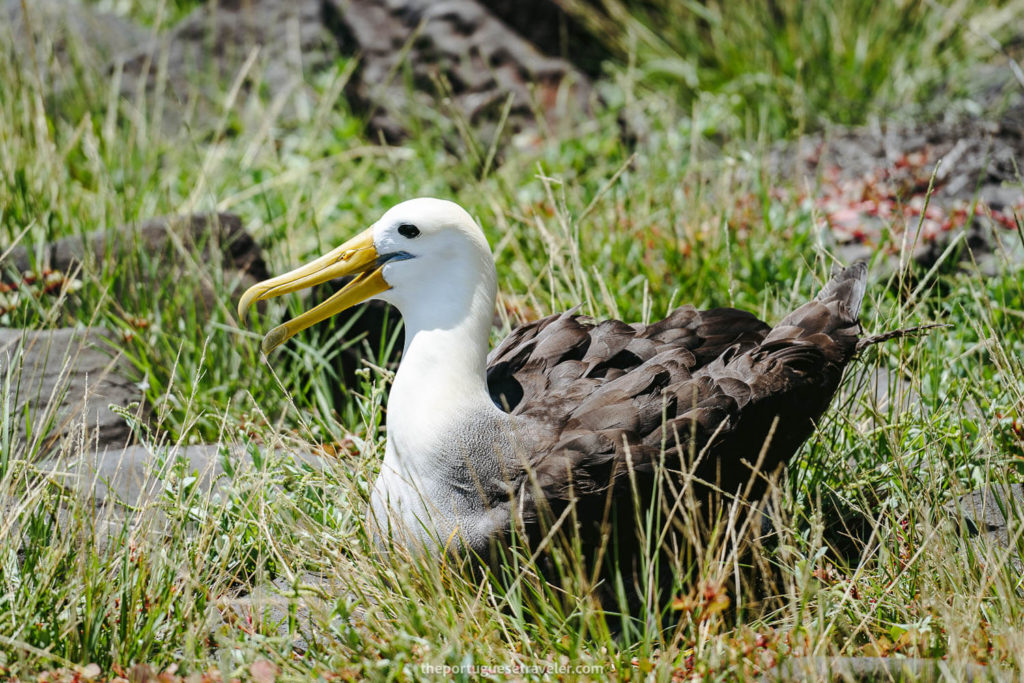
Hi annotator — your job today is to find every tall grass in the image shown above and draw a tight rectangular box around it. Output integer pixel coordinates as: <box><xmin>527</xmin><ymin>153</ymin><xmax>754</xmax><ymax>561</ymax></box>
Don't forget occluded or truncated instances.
<box><xmin>574</xmin><ymin>0</ymin><xmax>1023</xmax><ymax>136</ymax></box>
<box><xmin>2</xmin><ymin>0</ymin><xmax>1023</xmax><ymax>679</ymax></box>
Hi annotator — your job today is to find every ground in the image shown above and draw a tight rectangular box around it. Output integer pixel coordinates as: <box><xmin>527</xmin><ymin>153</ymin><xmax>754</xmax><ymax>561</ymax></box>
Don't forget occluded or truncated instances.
<box><xmin>1</xmin><ymin>0</ymin><xmax>1024</xmax><ymax>680</ymax></box>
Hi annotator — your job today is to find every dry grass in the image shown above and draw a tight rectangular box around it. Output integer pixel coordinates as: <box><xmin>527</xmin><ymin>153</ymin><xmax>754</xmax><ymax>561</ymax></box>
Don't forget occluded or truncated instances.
<box><xmin>2</xmin><ymin>0</ymin><xmax>1024</xmax><ymax>679</ymax></box>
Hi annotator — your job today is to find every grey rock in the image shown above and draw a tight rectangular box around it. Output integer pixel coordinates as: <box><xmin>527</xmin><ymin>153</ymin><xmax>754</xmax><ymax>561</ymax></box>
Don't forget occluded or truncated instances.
<box><xmin>17</xmin><ymin>442</ymin><xmax>328</xmax><ymax>551</ymax></box>
<box><xmin>41</xmin><ymin>443</ymin><xmax>241</xmax><ymax>508</ymax></box>
<box><xmin>117</xmin><ymin>0</ymin><xmax>336</xmax><ymax>131</ymax></box>
<box><xmin>0</xmin><ymin>213</ymin><xmax>267</xmax><ymax>456</ymax></box>
<box><xmin>3</xmin><ymin>0</ymin><xmax>148</xmax><ymax>90</ymax></box>
<box><xmin>759</xmin><ymin>656</ymin><xmax>1002</xmax><ymax>682</ymax></box>
<box><xmin>949</xmin><ymin>57</ymin><xmax>1024</xmax><ymax>124</ymax></box>
<box><xmin>770</xmin><ymin>113</ymin><xmax>1024</xmax><ymax>276</ymax></box>
<box><xmin>800</xmin><ymin>118</ymin><xmax>1024</xmax><ymax>204</ymax></box>
<box><xmin>222</xmin><ymin>571</ymin><xmax>346</xmax><ymax>653</ymax></box>
<box><xmin>38</xmin><ymin>442</ymin><xmax>326</xmax><ymax>508</ymax></box>
<box><xmin>4</xmin><ymin>213</ymin><xmax>262</xmax><ymax>277</ymax></box>
<box><xmin>946</xmin><ymin>484</ymin><xmax>1024</xmax><ymax>558</ymax></box>
<box><xmin>0</xmin><ymin>326</ymin><xmax>141</xmax><ymax>459</ymax></box>
<box><xmin>324</xmin><ymin>0</ymin><xmax>593</xmax><ymax>144</ymax></box>
<box><xmin>842</xmin><ymin>365</ymin><xmax>924</xmax><ymax>418</ymax></box>
<box><xmin>48</xmin><ymin>443</ymin><xmax>344</xmax><ymax>655</ymax></box>
<box><xmin>14</xmin><ymin>0</ymin><xmax>597</xmax><ymax>145</ymax></box>
<box><xmin>485</xmin><ymin>0</ymin><xmax>610</xmax><ymax>78</ymax></box>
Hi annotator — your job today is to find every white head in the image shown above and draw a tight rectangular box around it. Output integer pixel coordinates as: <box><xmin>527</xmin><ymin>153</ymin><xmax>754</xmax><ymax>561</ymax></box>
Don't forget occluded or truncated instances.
<box><xmin>238</xmin><ymin>198</ymin><xmax>497</xmax><ymax>352</ymax></box>
<box><xmin>371</xmin><ymin>199</ymin><xmax>496</xmax><ymax>326</ymax></box>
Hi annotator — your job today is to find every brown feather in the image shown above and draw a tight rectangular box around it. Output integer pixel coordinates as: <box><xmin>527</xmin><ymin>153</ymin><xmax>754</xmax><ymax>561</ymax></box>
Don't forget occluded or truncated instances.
<box><xmin>483</xmin><ymin>262</ymin><xmax>874</xmax><ymax>604</ymax></box>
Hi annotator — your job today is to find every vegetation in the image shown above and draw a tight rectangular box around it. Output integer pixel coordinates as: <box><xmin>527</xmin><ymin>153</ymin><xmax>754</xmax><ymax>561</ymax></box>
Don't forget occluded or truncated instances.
<box><xmin>2</xmin><ymin>0</ymin><xmax>1023</xmax><ymax>679</ymax></box>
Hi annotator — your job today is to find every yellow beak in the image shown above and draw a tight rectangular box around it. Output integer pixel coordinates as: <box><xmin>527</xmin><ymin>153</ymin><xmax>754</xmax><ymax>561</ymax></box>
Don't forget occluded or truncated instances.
<box><xmin>237</xmin><ymin>226</ymin><xmax>390</xmax><ymax>353</ymax></box>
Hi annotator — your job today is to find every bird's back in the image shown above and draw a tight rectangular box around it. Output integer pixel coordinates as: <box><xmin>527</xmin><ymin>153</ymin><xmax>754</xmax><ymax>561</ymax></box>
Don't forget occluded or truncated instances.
<box><xmin>483</xmin><ymin>263</ymin><xmax>869</xmax><ymax>599</ymax></box>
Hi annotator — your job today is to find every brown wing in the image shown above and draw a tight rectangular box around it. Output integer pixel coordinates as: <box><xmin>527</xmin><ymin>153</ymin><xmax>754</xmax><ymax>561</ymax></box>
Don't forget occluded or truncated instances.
<box><xmin>485</xmin><ymin>262</ymin><xmax>868</xmax><ymax>510</ymax></box>
<box><xmin>485</xmin><ymin>305</ymin><xmax>772</xmax><ymax>491</ymax></box>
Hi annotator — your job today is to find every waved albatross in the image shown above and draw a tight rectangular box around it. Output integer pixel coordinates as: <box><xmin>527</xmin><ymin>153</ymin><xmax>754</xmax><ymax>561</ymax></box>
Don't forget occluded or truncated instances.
<box><xmin>239</xmin><ymin>198</ymin><xmax>887</xmax><ymax>573</ymax></box>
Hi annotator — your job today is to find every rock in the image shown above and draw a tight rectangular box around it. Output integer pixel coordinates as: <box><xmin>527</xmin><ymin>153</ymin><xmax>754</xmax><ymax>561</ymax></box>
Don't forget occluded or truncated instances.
<box><xmin>3</xmin><ymin>0</ymin><xmax>148</xmax><ymax>90</ymax></box>
<box><xmin>485</xmin><ymin>0</ymin><xmax>610</xmax><ymax>78</ymax></box>
<box><xmin>221</xmin><ymin>571</ymin><xmax>343</xmax><ymax>653</ymax></box>
<box><xmin>32</xmin><ymin>440</ymin><xmax>346</xmax><ymax>653</ymax></box>
<box><xmin>15</xmin><ymin>442</ymin><xmax>327</xmax><ymax>551</ymax></box>
<box><xmin>843</xmin><ymin>365</ymin><xmax>924</xmax><ymax>418</ymax></box>
<box><xmin>14</xmin><ymin>0</ymin><xmax>598</xmax><ymax>145</ymax></box>
<box><xmin>946</xmin><ymin>56</ymin><xmax>1024</xmax><ymax>125</ymax></box>
<box><xmin>117</xmin><ymin>0</ymin><xmax>337</xmax><ymax>130</ymax></box>
<box><xmin>42</xmin><ymin>443</ymin><xmax>239</xmax><ymax>507</ymax></box>
<box><xmin>2</xmin><ymin>213</ymin><xmax>269</xmax><ymax>313</ymax></box>
<box><xmin>770</xmin><ymin>111</ymin><xmax>1024</xmax><ymax>277</ymax></box>
<box><xmin>0</xmin><ymin>326</ymin><xmax>142</xmax><ymax>458</ymax></box>
<box><xmin>3</xmin><ymin>213</ymin><xmax>261</xmax><ymax>275</ymax></box>
<box><xmin>945</xmin><ymin>484</ymin><xmax>1024</xmax><ymax>571</ymax></box>
<box><xmin>34</xmin><ymin>440</ymin><xmax>352</xmax><ymax>653</ymax></box>
<box><xmin>0</xmin><ymin>213</ymin><xmax>268</xmax><ymax>453</ymax></box>
<box><xmin>758</xmin><ymin>656</ymin><xmax>998</xmax><ymax>682</ymax></box>
<box><xmin>323</xmin><ymin>0</ymin><xmax>593</xmax><ymax>145</ymax></box>
<box><xmin>38</xmin><ymin>442</ymin><xmax>326</xmax><ymax>507</ymax></box>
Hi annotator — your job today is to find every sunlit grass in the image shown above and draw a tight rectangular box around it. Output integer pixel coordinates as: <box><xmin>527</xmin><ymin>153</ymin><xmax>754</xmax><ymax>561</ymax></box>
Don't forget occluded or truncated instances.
<box><xmin>2</xmin><ymin>0</ymin><xmax>1024</xmax><ymax>679</ymax></box>
<box><xmin>576</xmin><ymin>0</ymin><xmax>1024</xmax><ymax>136</ymax></box>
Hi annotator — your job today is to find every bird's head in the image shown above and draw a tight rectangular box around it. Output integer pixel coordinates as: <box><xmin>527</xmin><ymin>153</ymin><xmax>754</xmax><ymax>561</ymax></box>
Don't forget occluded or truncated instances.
<box><xmin>238</xmin><ymin>197</ymin><xmax>495</xmax><ymax>353</ymax></box>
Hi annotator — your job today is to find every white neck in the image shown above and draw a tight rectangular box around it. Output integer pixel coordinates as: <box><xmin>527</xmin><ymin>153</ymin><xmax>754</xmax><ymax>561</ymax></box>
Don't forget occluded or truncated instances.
<box><xmin>368</xmin><ymin>255</ymin><xmax>507</xmax><ymax>549</ymax></box>
<box><xmin>389</xmin><ymin>282</ymin><xmax>496</xmax><ymax>435</ymax></box>
<box><xmin>377</xmin><ymin>250</ymin><xmax>501</xmax><ymax>475</ymax></box>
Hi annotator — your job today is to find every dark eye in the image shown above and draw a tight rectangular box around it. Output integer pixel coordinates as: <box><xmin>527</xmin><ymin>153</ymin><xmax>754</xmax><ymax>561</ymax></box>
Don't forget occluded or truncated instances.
<box><xmin>397</xmin><ymin>223</ymin><xmax>420</xmax><ymax>238</ymax></box>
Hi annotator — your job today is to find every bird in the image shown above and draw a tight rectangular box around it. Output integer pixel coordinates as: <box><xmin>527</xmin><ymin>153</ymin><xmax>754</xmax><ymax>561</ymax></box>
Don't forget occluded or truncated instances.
<box><xmin>238</xmin><ymin>197</ymin><xmax>888</xmax><ymax>602</ymax></box>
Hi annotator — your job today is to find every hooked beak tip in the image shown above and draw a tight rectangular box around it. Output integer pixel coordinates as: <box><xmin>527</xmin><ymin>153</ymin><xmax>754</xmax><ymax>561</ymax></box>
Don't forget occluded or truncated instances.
<box><xmin>236</xmin><ymin>225</ymin><xmax>384</xmax><ymax>353</ymax></box>
<box><xmin>237</xmin><ymin>285</ymin><xmax>266</xmax><ymax>323</ymax></box>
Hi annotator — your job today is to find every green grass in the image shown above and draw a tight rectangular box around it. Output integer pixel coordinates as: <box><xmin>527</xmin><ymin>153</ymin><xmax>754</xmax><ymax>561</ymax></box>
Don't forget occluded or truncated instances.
<box><xmin>85</xmin><ymin>0</ymin><xmax>203</xmax><ymax>27</ymax></box>
<box><xmin>579</xmin><ymin>0</ymin><xmax>1021</xmax><ymax>136</ymax></box>
<box><xmin>2</xmin><ymin>0</ymin><xmax>1024</xmax><ymax>679</ymax></box>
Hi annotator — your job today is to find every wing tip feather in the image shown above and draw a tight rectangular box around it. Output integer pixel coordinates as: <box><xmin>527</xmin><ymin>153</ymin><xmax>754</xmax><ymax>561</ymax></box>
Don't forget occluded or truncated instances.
<box><xmin>816</xmin><ymin>260</ymin><xmax>868</xmax><ymax>319</ymax></box>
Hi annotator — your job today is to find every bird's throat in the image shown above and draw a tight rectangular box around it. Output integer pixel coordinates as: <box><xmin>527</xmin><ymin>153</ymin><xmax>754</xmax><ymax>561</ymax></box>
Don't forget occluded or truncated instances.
<box><xmin>384</xmin><ymin>274</ymin><xmax>498</xmax><ymax>471</ymax></box>
<box><xmin>389</xmin><ymin>321</ymin><xmax>492</xmax><ymax>445</ymax></box>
